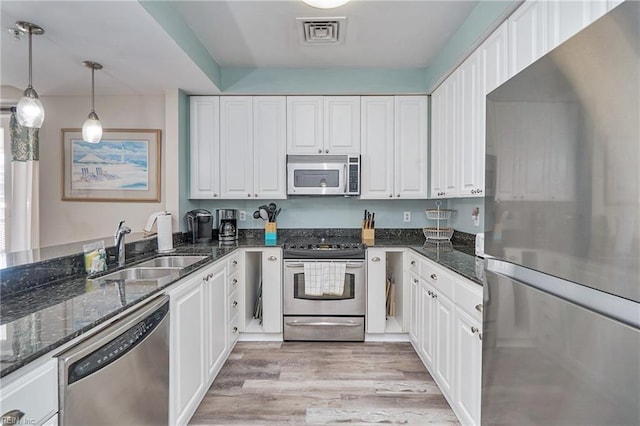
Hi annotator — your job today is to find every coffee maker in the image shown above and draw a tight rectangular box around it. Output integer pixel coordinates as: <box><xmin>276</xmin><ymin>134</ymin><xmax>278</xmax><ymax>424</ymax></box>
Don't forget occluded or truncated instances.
<box><xmin>185</xmin><ymin>209</ymin><xmax>214</xmax><ymax>243</ymax></box>
<box><xmin>217</xmin><ymin>209</ymin><xmax>238</xmax><ymax>243</ymax></box>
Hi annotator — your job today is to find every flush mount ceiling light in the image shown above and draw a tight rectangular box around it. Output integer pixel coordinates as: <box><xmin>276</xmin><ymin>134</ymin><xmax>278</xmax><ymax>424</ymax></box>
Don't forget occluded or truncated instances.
<box><xmin>15</xmin><ymin>21</ymin><xmax>45</xmax><ymax>128</ymax></box>
<box><xmin>82</xmin><ymin>61</ymin><xmax>103</xmax><ymax>143</ymax></box>
<box><xmin>302</xmin><ymin>0</ymin><xmax>351</xmax><ymax>9</ymax></box>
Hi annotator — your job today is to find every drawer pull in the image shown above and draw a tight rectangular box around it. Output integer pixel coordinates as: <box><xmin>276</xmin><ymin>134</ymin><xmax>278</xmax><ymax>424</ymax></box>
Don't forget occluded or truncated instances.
<box><xmin>232</xmin><ymin>278</ymin><xmax>238</xmax><ymax>285</ymax></box>
<box><xmin>232</xmin><ymin>326</ymin><xmax>238</xmax><ymax>334</ymax></box>
<box><xmin>410</xmin><ymin>260</ymin><xmax>416</xmax><ymax>266</ymax></box>
<box><xmin>268</xmin><ymin>256</ymin><xmax>277</xmax><ymax>261</ymax></box>
<box><xmin>430</xmin><ymin>274</ymin><xmax>437</xmax><ymax>280</ymax></box>
<box><xmin>232</xmin><ymin>260</ymin><xmax>238</xmax><ymax>266</ymax></box>
<box><xmin>475</xmin><ymin>304</ymin><xmax>483</xmax><ymax>313</ymax></box>
<box><xmin>232</xmin><ymin>301</ymin><xmax>238</xmax><ymax>307</ymax></box>
<box><xmin>1</xmin><ymin>410</ymin><xmax>25</xmax><ymax>424</ymax></box>
<box><xmin>471</xmin><ymin>326</ymin><xmax>479</xmax><ymax>334</ymax></box>
<box><xmin>372</xmin><ymin>257</ymin><xmax>381</xmax><ymax>262</ymax></box>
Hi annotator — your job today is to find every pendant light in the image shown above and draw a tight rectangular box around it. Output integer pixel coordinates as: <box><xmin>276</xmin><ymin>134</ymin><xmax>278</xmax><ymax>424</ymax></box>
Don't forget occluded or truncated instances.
<box><xmin>302</xmin><ymin>0</ymin><xmax>351</xmax><ymax>9</ymax></box>
<box><xmin>15</xmin><ymin>21</ymin><xmax>45</xmax><ymax>128</ymax></box>
<box><xmin>82</xmin><ymin>61</ymin><xmax>103</xmax><ymax>143</ymax></box>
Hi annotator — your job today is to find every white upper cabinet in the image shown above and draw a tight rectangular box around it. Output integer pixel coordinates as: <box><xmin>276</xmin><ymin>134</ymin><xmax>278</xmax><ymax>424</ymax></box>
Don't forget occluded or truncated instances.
<box><xmin>287</xmin><ymin>96</ymin><xmax>360</xmax><ymax>155</ymax></box>
<box><xmin>430</xmin><ymin>88</ymin><xmax>445</xmax><ymax>198</ymax></box>
<box><xmin>220</xmin><ymin>97</ymin><xmax>254</xmax><ymax>199</ymax></box>
<box><xmin>548</xmin><ymin>0</ymin><xmax>608</xmax><ymax>50</ymax></box>
<box><xmin>508</xmin><ymin>0</ymin><xmax>549</xmax><ymax>78</ymax></box>
<box><xmin>190</xmin><ymin>97</ymin><xmax>220</xmax><ymax>199</ymax></box>
<box><xmin>458</xmin><ymin>52</ymin><xmax>483</xmax><ymax>198</ymax></box>
<box><xmin>324</xmin><ymin>96</ymin><xmax>361</xmax><ymax>154</ymax></box>
<box><xmin>286</xmin><ymin>96</ymin><xmax>323</xmax><ymax>154</ymax></box>
<box><xmin>195</xmin><ymin>96</ymin><xmax>286</xmax><ymax>200</ymax></box>
<box><xmin>360</xmin><ymin>97</ymin><xmax>395</xmax><ymax>199</ymax></box>
<box><xmin>394</xmin><ymin>96</ymin><xmax>429</xmax><ymax>199</ymax></box>
<box><xmin>253</xmin><ymin>97</ymin><xmax>287</xmax><ymax>199</ymax></box>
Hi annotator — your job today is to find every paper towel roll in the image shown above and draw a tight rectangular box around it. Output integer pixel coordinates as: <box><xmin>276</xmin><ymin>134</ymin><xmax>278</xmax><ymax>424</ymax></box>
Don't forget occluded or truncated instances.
<box><xmin>157</xmin><ymin>213</ymin><xmax>174</xmax><ymax>253</ymax></box>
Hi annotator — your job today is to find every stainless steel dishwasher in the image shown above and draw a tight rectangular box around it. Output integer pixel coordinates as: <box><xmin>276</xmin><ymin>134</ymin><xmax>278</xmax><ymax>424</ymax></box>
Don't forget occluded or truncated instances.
<box><xmin>58</xmin><ymin>295</ymin><xmax>170</xmax><ymax>425</ymax></box>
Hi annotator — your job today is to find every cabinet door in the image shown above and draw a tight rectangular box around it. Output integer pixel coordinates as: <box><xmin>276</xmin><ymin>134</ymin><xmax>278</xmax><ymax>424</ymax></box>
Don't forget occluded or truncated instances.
<box><xmin>508</xmin><ymin>0</ymin><xmax>549</xmax><ymax>78</ymax></box>
<box><xmin>394</xmin><ymin>96</ymin><xmax>429</xmax><ymax>198</ymax></box>
<box><xmin>324</xmin><ymin>96</ymin><xmax>361</xmax><ymax>154</ymax></box>
<box><xmin>408</xmin><ymin>273</ymin><xmax>420</xmax><ymax>344</ymax></box>
<box><xmin>430</xmin><ymin>86</ymin><xmax>446</xmax><ymax>198</ymax></box>
<box><xmin>287</xmin><ymin>96</ymin><xmax>323</xmax><ymax>154</ymax></box>
<box><xmin>206</xmin><ymin>264</ymin><xmax>228</xmax><ymax>382</ymax></box>
<box><xmin>190</xmin><ymin>96</ymin><xmax>220</xmax><ymax>199</ymax></box>
<box><xmin>261</xmin><ymin>248</ymin><xmax>282</xmax><ymax>333</ymax></box>
<box><xmin>548</xmin><ymin>0</ymin><xmax>608</xmax><ymax>50</ymax></box>
<box><xmin>367</xmin><ymin>249</ymin><xmax>387</xmax><ymax>334</ymax></box>
<box><xmin>253</xmin><ymin>97</ymin><xmax>287</xmax><ymax>199</ymax></box>
<box><xmin>434</xmin><ymin>292</ymin><xmax>454</xmax><ymax>399</ymax></box>
<box><xmin>454</xmin><ymin>308</ymin><xmax>482</xmax><ymax>426</ymax></box>
<box><xmin>420</xmin><ymin>281</ymin><xmax>436</xmax><ymax>370</ymax></box>
<box><xmin>458</xmin><ymin>52</ymin><xmax>484</xmax><ymax>197</ymax></box>
<box><xmin>481</xmin><ymin>22</ymin><xmax>508</xmax><ymax>159</ymax></box>
<box><xmin>361</xmin><ymin>97</ymin><xmax>394</xmax><ymax>199</ymax></box>
<box><xmin>441</xmin><ymin>74</ymin><xmax>460</xmax><ymax>198</ymax></box>
<box><xmin>220</xmin><ymin>97</ymin><xmax>254</xmax><ymax>199</ymax></box>
<box><xmin>170</xmin><ymin>277</ymin><xmax>206</xmax><ymax>426</ymax></box>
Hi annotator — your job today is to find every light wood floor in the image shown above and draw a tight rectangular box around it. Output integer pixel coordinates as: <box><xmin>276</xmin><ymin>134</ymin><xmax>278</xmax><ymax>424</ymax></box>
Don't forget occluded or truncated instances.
<box><xmin>190</xmin><ymin>341</ymin><xmax>458</xmax><ymax>425</ymax></box>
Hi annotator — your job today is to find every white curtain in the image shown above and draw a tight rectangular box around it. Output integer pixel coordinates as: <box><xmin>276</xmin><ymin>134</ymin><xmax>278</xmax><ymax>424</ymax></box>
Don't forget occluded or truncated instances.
<box><xmin>9</xmin><ymin>112</ymin><xmax>39</xmax><ymax>252</ymax></box>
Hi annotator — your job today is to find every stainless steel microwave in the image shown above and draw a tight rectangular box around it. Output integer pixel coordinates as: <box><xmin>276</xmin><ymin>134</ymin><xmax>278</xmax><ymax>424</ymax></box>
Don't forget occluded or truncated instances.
<box><xmin>287</xmin><ymin>154</ymin><xmax>360</xmax><ymax>196</ymax></box>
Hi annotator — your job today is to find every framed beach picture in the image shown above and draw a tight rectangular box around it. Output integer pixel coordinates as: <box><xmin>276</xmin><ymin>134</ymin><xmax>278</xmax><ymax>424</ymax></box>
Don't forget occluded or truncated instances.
<box><xmin>62</xmin><ymin>128</ymin><xmax>161</xmax><ymax>202</ymax></box>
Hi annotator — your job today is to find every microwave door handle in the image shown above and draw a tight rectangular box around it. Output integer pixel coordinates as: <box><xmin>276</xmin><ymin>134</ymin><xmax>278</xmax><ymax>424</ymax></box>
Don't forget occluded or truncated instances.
<box><xmin>344</xmin><ymin>163</ymin><xmax>348</xmax><ymax>193</ymax></box>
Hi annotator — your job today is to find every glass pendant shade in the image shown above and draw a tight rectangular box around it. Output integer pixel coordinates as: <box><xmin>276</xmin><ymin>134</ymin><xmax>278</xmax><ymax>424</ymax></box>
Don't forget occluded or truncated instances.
<box><xmin>82</xmin><ymin>111</ymin><xmax>102</xmax><ymax>143</ymax></box>
<box><xmin>302</xmin><ymin>0</ymin><xmax>350</xmax><ymax>8</ymax></box>
<box><xmin>16</xmin><ymin>87</ymin><xmax>45</xmax><ymax>128</ymax></box>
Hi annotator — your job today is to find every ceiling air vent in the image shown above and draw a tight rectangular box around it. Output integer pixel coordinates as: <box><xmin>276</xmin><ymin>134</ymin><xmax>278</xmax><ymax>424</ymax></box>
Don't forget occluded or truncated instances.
<box><xmin>297</xmin><ymin>17</ymin><xmax>346</xmax><ymax>45</ymax></box>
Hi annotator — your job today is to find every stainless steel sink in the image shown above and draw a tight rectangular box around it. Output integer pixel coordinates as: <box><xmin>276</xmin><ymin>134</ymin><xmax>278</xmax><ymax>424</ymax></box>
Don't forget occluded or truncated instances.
<box><xmin>99</xmin><ymin>267</ymin><xmax>180</xmax><ymax>282</ymax></box>
<box><xmin>135</xmin><ymin>255</ymin><xmax>209</xmax><ymax>269</ymax></box>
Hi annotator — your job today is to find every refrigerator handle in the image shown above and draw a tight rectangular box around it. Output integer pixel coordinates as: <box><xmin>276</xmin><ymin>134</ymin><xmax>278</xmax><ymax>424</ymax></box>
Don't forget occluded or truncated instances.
<box><xmin>486</xmin><ymin>258</ymin><xmax>640</xmax><ymax>330</ymax></box>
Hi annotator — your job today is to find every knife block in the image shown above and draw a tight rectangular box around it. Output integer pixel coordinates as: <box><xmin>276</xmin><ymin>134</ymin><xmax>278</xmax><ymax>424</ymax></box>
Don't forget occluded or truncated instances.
<box><xmin>361</xmin><ymin>221</ymin><xmax>375</xmax><ymax>246</ymax></box>
<box><xmin>265</xmin><ymin>222</ymin><xmax>277</xmax><ymax>246</ymax></box>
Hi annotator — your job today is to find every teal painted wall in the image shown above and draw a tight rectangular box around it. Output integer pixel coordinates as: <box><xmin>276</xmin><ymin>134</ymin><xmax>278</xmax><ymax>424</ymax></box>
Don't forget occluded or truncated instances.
<box><xmin>221</xmin><ymin>68</ymin><xmax>428</xmax><ymax>94</ymax></box>
<box><xmin>447</xmin><ymin>198</ymin><xmax>484</xmax><ymax>234</ymax></box>
<box><xmin>187</xmin><ymin>199</ymin><xmax>446</xmax><ymax>230</ymax></box>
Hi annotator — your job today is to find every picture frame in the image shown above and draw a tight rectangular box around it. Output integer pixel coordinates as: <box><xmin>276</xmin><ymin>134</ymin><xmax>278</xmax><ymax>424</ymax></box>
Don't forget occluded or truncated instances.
<box><xmin>62</xmin><ymin>128</ymin><xmax>161</xmax><ymax>202</ymax></box>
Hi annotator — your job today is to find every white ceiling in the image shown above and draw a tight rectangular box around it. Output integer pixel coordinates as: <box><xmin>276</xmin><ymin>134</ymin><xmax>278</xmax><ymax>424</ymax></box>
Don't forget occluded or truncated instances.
<box><xmin>0</xmin><ymin>0</ymin><xmax>478</xmax><ymax>97</ymax></box>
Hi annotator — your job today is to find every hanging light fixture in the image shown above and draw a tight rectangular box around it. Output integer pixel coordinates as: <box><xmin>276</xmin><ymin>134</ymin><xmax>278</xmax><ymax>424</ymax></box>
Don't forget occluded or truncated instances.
<box><xmin>302</xmin><ymin>0</ymin><xmax>351</xmax><ymax>9</ymax></box>
<box><xmin>81</xmin><ymin>61</ymin><xmax>103</xmax><ymax>143</ymax></box>
<box><xmin>15</xmin><ymin>21</ymin><xmax>45</xmax><ymax>128</ymax></box>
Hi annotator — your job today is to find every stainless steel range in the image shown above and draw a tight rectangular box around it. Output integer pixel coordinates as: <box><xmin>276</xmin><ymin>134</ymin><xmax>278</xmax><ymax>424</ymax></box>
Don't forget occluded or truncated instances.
<box><xmin>282</xmin><ymin>239</ymin><xmax>366</xmax><ymax>341</ymax></box>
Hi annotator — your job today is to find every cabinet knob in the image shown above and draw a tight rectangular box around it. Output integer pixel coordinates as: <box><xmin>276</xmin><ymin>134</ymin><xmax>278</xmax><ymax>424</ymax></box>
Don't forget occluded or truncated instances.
<box><xmin>389</xmin><ymin>194</ymin><xmax>393</xmax><ymax>198</ymax></box>
<box><xmin>475</xmin><ymin>304</ymin><xmax>483</xmax><ymax>313</ymax></box>
<box><xmin>232</xmin><ymin>326</ymin><xmax>238</xmax><ymax>334</ymax></box>
<box><xmin>471</xmin><ymin>326</ymin><xmax>479</xmax><ymax>334</ymax></box>
<box><xmin>318</xmin><ymin>149</ymin><xmax>322</xmax><ymax>153</ymax></box>
<box><xmin>433</xmin><ymin>293</ymin><xmax>438</xmax><ymax>299</ymax></box>
<box><xmin>410</xmin><ymin>260</ymin><xmax>416</xmax><ymax>266</ymax></box>
<box><xmin>478</xmin><ymin>189</ymin><xmax>483</xmax><ymax>194</ymax></box>
<box><xmin>325</xmin><ymin>149</ymin><xmax>329</xmax><ymax>154</ymax></box>
<box><xmin>397</xmin><ymin>194</ymin><xmax>400</xmax><ymax>197</ymax></box>
<box><xmin>232</xmin><ymin>278</ymin><xmax>238</xmax><ymax>285</ymax></box>
<box><xmin>255</xmin><ymin>193</ymin><xmax>258</xmax><ymax>197</ymax></box>
<box><xmin>414</xmin><ymin>278</ymin><xmax>419</xmax><ymax>284</ymax></box>
<box><xmin>203</xmin><ymin>276</ymin><xmax>209</xmax><ymax>282</ymax></box>
<box><xmin>471</xmin><ymin>189</ymin><xmax>476</xmax><ymax>194</ymax></box>
<box><xmin>209</xmin><ymin>273</ymin><xmax>214</xmax><ymax>278</ymax></box>
<box><xmin>268</xmin><ymin>255</ymin><xmax>277</xmax><ymax>261</ymax></box>
<box><xmin>371</xmin><ymin>256</ymin><xmax>381</xmax><ymax>262</ymax></box>
<box><xmin>214</xmin><ymin>193</ymin><xmax>218</xmax><ymax>197</ymax></box>
<box><xmin>248</xmin><ymin>193</ymin><xmax>251</xmax><ymax>197</ymax></box>
<box><xmin>430</xmin><ymin>274</ymin><xmax>437</xmax><ymax>280</ymax></box>
<box><xmin>427</xmin><ymin>290</ymin><xmax>433</xmax><ymax>296</ymax></box>
<box><xmin>232</xmin><ymin>301</ymin><xmax>238</xmax><ymax>307</ymax></box>
<box><xmin>232</xmin><ymin>260</ymin><xmax>238</xmax><ymax>266</ymax></box>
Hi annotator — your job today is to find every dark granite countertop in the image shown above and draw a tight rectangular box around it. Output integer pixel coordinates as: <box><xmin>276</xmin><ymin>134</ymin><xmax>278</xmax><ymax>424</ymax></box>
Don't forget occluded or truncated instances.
<box><xmin>0</xmin><ymin>239</ymin><xmax>278</xmax><ymax>378</ymax></box>
<box><xmin>0</xmin><ymin>230</ymin><xmax>481</xmax><ymax>378</ymax></box>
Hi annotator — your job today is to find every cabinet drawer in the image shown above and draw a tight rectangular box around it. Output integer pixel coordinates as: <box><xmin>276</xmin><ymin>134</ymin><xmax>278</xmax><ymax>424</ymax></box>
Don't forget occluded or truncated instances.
<box><xmin>228</xmin><ymin>314</ymin><xmax>241</xmax><ymax>344</ymax></box>
<box><xmin>455</xmin><ymin>278</ymin><xmax>483</xmax><ymax>322</ymax></box>
<box><xmin>406</xmin><ymin>252</ymin><xmax>420</xmax><ymax>275</ymax></box>
<box><xmin>228</xmin><ymin>253</ymin><xmax>241</xmax><ymax>275</ymax></box>
<box><xmin>0</xmin><ymin>358</ymin><xmax>57</xmax><ymax>425</ymax></box>
<box><xmin>227</xmin><ymin>271</ymin><xmax>240</xmax><ymax>295</ymax></box>
<box><xmin>227</xmin><ymin>288</ymin><xmax>241</xmax><ymax>322</ymax></box>
<box><xmin>422</xmin><ymin>261</ymin><xmax>454</xmax><ymax>300</ymax></box>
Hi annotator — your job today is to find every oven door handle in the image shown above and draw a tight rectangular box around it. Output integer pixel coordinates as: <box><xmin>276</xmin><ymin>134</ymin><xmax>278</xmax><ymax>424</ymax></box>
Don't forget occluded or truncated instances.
<box><xmin>285</xmin><ymin>320</ymin><xmax>361</xmax><ymax>327</ymax></box>
<box><xmin>285</xmin><ymin>263</ymin><xmax>364</xmax><ymax>269</ymax></box>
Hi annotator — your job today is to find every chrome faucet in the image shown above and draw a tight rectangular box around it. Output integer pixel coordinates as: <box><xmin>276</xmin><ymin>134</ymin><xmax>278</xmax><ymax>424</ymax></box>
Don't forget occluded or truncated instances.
<box><xmin>114</xmin><ymin>220</ymin><xmax>132</xmax><ymax>267</ymax></box>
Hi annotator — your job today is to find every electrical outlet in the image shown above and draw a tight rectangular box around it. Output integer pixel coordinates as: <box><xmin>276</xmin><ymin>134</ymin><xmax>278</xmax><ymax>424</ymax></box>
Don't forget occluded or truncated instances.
<box><xmin>403</xmin><ymin>211</ymin><xmax>411</xmax><ymax>222</ymax></box>
<box><xmin>239</xmin><ymin>211</ymin><xmax>246</xmax><ymax>221</ymax></box>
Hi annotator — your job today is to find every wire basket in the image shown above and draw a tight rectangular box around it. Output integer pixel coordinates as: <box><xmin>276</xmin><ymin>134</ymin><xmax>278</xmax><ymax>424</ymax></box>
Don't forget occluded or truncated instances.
<box><xmin>423</xmin><ymin>240</ymin><xmax>454</xmax><ymax>252</ymax></box>
<box><xmin>423</xmin><ymin>227</ymin><xmax>454</xmax><ymax>241</ymax></box>
<box><xmin>425</xmin><ymin>209</ymin><xmax>452</xmax><ymax>220</ymax></box>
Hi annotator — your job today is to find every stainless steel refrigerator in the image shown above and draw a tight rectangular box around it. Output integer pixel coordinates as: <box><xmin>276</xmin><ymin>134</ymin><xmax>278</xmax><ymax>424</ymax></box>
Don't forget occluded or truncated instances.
<box><xmin>483</xmin><ymin>2</ymin><xmax>640</xmax><ymax>424</ymax></box>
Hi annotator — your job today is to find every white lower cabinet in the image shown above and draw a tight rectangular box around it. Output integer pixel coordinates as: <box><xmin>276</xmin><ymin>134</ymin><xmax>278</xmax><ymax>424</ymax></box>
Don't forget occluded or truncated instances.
<box><xmin>409</xmin><ymin>255</ymin><xmax>483</xmax><ymax>425</ymax></box>
<box><xmin>169</xmin><ymin>273</ymin><xmax>207</xmax><ymax>426</ymax></box>
<box><xmin>205</xmin><ymin>263</ymin><xmax>228</xmax><ymax>383</ymax></box>
<box><xmin>0</xmin><ymin>358</ymin><xmax>58</xmax><ymax>426</ymax></box>
<box><xmin>261</xmin><ymin>248</ymin><xmax>283</xmax><ymax>333</ymax></box>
